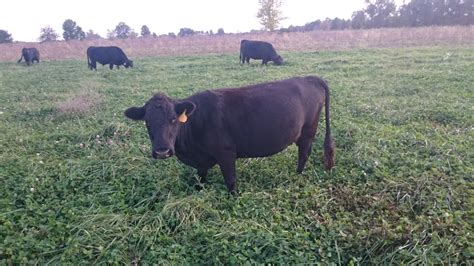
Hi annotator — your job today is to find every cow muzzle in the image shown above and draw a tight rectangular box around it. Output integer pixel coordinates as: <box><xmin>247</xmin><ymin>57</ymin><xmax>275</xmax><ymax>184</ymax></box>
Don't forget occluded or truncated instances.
<box><xmin>152</xmin><ymin>148</ymin><xmax>174</xmax><ymax>159</ymax></box>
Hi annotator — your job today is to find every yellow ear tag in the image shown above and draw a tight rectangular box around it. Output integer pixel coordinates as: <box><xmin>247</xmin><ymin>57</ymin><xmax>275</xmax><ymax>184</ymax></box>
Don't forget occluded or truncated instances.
<box><xmin>178</xmin><ymin>110</ymin><xmax>188</xmax><ymax>123</ymax></box>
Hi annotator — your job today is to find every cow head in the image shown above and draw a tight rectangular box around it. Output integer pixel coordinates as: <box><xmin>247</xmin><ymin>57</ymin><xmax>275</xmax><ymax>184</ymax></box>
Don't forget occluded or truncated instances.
<box><xmin>272</xmin><ymin>55</ymin><xmax>283</xmax><ymax>65</ymax></box>
<box><xmin>124</xmin><ymin>59</ymin><xmax>134</xmax><ymax>68</ymax></box>
<box><xmin>124</xmin><ymin>94</ymin><xmax>196</xmax><ymax>159</ymax></box>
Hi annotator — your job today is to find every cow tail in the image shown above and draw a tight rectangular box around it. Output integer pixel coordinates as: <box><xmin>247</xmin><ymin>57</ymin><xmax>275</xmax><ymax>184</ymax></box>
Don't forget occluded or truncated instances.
<box><xmin>320</xmin><ymin>79</ymin><xmax>335</xmax><ymax>170</ymax></box>
<box><xmin>87</xmin><ymin>54</ymin><xmax>91</xmax><ymax>69</ymax></box>
<box><xmin>17</xmin><ymin>55</ymin><xmax>23</xmax><ymax>63</ymax></box>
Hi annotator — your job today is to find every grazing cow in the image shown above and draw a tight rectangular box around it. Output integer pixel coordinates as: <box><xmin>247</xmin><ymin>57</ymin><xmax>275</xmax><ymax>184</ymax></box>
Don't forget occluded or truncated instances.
<box><xmin>86</xmin><ymin>46</ymin><xmax>133</xmax><ymax>70</ymax></box>
<box><xmin>17</xmin><ymin>48</ymin><xmax>40</xmax><ymax>66</ymax></box>
<box><xmin>240</xmin><ymin>40</ymin><xmax>283</xmax><ymax>65</ymax></box>
<box><xmin>124</xmin><ymin>76</ymin><xmax>335</xmax><ymax>194</ymax></box>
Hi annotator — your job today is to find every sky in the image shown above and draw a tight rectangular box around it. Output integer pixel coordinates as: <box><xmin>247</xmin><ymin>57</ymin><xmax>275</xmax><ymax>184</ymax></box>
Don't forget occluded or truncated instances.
<box><xmin>2</xmin><ymin>0</ymin><xmax>405</xmax><ymax>42</ymax></box>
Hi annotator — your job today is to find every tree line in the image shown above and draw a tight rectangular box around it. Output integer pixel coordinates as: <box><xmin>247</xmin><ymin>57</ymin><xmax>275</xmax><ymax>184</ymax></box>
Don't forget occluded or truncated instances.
<box><xmin>0</xmin><ymin>0</ymin><xmax>472</xmax><ymax>43</ymax></box>
<box><xmin>0</xmin><ymin>19</ymin><xmax>227</xmax><ymax>43</ymax></box>
<box><xmin>279</xmin><ymin>0</ymin><xmax>473</xmax><ymax>32</ymax></box>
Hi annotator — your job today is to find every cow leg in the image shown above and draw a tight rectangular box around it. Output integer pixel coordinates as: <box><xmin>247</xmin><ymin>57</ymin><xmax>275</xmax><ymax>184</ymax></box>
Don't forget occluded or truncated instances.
<box><xmin>194</xmin><ymin>159</ymin><xmax>216</xmax><ymax>190</ymax></box>
<box><xmin>296</xmin><ymin>139</ymin><xmax>313</xmax><ymax>173</ymax></box>
<box><xmin>192</xmin><ymin>168</ymin><xmax>208</xmax><ymax>191</ymax></box>
<box><xmin>109</xmin><ymin>64</ymin><xmax>114</xmax><ymax>70</ymax></box>
<box><xmin>91</xmin><ymin>61</ymin><xmax>97</xmax><ymax>70</ymax></box>
<box><xmin>296</xmin><ymin>127</ymin><xmax>318</xmax><ymax>173</ymax></box>
<box><xmin>216</xmin><ymin>154</ymin><xmax>237</xmax><ymax>194</ymax></box>
<box><xmin>245</xmin><ymin>57</ymin><xmax>250</xmax><ymax>64</ymax></box>
<box><xmin>197</xmin><ymin>168</ymin><xmax>209</xmax><ymax>183</ymax></box>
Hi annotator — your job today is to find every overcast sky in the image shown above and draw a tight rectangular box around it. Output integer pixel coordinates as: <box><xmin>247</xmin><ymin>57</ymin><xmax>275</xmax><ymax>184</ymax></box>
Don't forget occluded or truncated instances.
<box><xmin>2</xmin><ymin>0</ymin><xmax>405</xmax><ymax>42</ymax></box>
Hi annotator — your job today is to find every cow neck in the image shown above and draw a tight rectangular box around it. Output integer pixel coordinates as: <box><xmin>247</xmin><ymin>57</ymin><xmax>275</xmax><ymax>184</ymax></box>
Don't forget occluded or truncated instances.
<box><xmin>175</xmin><ymin>117</ymin><xmax>193</xmax><ymax>156</ymax></box>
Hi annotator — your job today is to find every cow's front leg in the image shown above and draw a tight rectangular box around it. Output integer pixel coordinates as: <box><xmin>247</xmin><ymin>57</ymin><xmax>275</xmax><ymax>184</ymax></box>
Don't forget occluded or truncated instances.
<box><xmin>109</xmin><ymin>64</ymin><xmax>114</xmax><ymax>70</ymax></box>
<box><xmin>216</xmin><ymin>153</ymin><xmax>237</xmax><ymax>194</ymax></box>
<box><xmin>197</xmin><ymin>168</ymin><xmax>209</xmax><ymax>184</ymax></box>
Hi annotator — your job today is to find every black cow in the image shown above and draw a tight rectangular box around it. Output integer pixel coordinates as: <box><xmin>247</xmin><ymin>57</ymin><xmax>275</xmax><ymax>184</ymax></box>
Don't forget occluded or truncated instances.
<box><xmin>17</xmin><ymin>48</ymin><xmax>40</xmax><ymax>66</ymax></box>
<box><xmin>124</xmin><ymin>76</ymin><xmax>335</xmax><ymax>194</ymax></box>
<box><xmin>86</xmin><ymin>46</ymin><xmax>133</xmax><ymax>70</ymax></box>
<box><xmin>240</xmin><ymin>40</ymin><xmax>283</xmax><ymax>65</ymax></box>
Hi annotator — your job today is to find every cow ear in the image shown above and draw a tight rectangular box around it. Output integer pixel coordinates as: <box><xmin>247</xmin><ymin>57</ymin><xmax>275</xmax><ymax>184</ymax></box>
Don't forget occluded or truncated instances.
<box><xmin>124</xmin><ymin>106</ymin><xmax>145</xmax><ymax>120</ymax></box>
<box><xmin>175</xmin><ymin>101</ymin><xmax>196</xmax><ymax>123</ymax></box>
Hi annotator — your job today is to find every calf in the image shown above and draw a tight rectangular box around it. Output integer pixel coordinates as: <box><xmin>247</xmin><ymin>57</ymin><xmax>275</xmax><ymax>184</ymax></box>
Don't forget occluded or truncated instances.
<box><xmin>125</xmin><ymin>76</ymin><xmax>335</xmax><ymax>193</ymax></box>
<box><xmin>17</xmin><ymin>48</ymin><xmax>40</xmax><ymax>66</ymax></box>
<box><xmin>240</xmin><ymin>40</ymin><xmax>283</xmax><ymax>65</ymax></box>
<box><xmin>87</xmin><ymin>46</ymin><xmax>133</xmax><ymax>70</ymax></box>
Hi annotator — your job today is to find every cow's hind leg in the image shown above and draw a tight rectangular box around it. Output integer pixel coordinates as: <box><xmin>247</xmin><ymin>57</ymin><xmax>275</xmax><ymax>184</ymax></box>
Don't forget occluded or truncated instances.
<box><xmin>109</xmin><ymin>64</ymin><xmax>114</xmax><ymax>70</ymax></box>
<box><xmin>296</xmin><ymin>126</ymin><xmax>318</xmax><ymax>174</ymax></box>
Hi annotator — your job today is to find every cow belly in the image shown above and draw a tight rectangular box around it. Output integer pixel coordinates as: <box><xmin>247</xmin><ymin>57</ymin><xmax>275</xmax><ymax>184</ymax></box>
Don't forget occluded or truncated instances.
<box><xmin>97</xmin><ymin>59</ymin><xmax>111</xmax><ymax>64</ymax></box>
<box><xmin>237</xmin><ymin>144</ymin><xmax>290</xmax><ymax>158</ymax></box>
<box><xmin>235</xmin><ymin>126</ymin><xmax>301</xmax><ymax>158</ymax></box>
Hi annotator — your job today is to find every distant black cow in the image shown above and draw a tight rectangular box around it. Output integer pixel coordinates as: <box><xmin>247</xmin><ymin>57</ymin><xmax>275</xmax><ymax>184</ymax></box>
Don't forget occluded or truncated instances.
<box><xmin>124</xmin><ymin>76</ymin><xmax>335</xmax><ymax>194</ymax></box>
<box><xmin>86</xmin><ymin>46</ymin><xmax>133</xmax><ymax>70</ymax></box>
<box><xmin>17</xmin><ymin>48</ymin><xmax>40</xmax><ymax>66</ymax></box>
<box><xmin>240</xmin><ymin>40</ymin><xmax>283</xmax><ymax>65</ymax></box>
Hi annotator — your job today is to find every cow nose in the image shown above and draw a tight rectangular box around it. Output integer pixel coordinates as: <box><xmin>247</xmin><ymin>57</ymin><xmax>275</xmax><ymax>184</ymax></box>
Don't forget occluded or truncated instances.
<box><xmin>153</xmin><ymin>148</ymin><xmax>172</xmax><ymax>159</ymax></box>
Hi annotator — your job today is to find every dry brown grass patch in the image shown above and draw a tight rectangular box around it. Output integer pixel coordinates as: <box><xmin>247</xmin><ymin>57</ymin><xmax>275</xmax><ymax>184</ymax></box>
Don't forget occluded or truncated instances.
<box><xmin>1</xmin><ymin>26</ymin><xmax>472</xmax><ymax>62</ymax></box>
<box><xmin>56</xmin><ymin>90</ymin><xmax>102</xmax><ymax>114</ymax></box>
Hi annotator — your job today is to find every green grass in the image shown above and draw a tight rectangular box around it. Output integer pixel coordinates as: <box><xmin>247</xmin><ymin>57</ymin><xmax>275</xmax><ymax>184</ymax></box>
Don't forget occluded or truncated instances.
<box><xmin>1</xmin><ymin>45</ymin><xmax>473</xmax><ymax>264</ymax></box>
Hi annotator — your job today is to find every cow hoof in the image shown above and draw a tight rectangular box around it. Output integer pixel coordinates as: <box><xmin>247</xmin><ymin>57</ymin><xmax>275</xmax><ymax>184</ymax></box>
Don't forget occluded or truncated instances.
<box><xmin>194</xmin><ymin>183</ymin><xmax>205</xmax><ymax>191</ymax></box>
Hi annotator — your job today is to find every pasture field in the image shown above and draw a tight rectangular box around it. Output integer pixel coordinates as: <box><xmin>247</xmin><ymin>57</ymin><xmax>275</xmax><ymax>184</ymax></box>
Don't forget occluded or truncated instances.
<box><xmin>0</xmin><ymin>45</ymin><xmax>473</xmax><ymax>264</ymax></box>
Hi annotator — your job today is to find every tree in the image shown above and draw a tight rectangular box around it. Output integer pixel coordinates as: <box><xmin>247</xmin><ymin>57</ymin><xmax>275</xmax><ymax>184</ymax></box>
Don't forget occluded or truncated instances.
<box><xmin>109</xmin><ymin>22</ymin><xmax>135</xmax><ymax>39</ymax></box>
<box><xmin>217</xmin><ymin>28</ymin><xmax>225</xmax><ymax>35</ymax></box>
<box><xmin>39</xmin><ymin>26</ymin><xmax>59</xmax><ymax>42</ymax></box>
<box><xmin>458</xmin><ymin>0</ymin><xmax>474</xmax><ymax>25</ymax></box>
<box><xmin>178</xmin><ymin>28</ymin><xmax>195</xmax><ymax>37</ymax></box>
<box><xmin>330</xmin><ymin>17</ymin><xmax>344</xmax><ymax>30</ymax></box>
<box><xmin>257</xmin><ymin>0</ymin><xmax>286</xmax><ymax>31</ymax></box>
<box><xmin>364</xmin><ymin>0</ymin><xmax>397</xmax><ymax>28</ymax></box>
<box><xmin>0</xmin><ymin>30</ymin><xmax>13</xmax><ymax>43</ymax></box>
<box><xmin>86</xmin><ymin>30</ymin><xmax>101</xmax><ymax>39</ymax></box>
<box><xmin>62</xmin><ymin>19</ymin><xmax>86</xmax><ymax>41</ymax></box>
<box><xmin>62</xmin><ymin>19</ymin><xmax>75</xmax><ymax>40</ymax></box>
<box><xmin>351</xmin><ymin>10</ymin><xmax>367</xmax><ymax>29</ymax></box>
<box><xmin>76</xmin><ymin>26</ymin><xmax>86</xmax><ymax>40</ymax></box>
<box><xmin>319</xmin><ymin>18</ymin><xmax>332</xmax><ymax>30</ymax></box>
<box><xmin>141</xmin><ymin>25</ymin><xmax>151</xmax><ymax>37</ymax></box>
